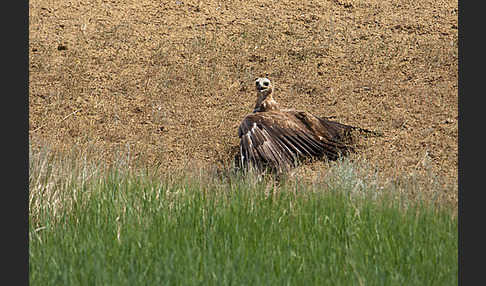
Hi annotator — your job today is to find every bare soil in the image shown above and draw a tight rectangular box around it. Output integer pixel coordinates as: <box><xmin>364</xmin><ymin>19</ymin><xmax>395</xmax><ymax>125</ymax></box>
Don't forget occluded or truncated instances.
<box><xmin>29</xmin><ymin>0</ymin><xmax>458</xmax><ymax>203</ymax></box>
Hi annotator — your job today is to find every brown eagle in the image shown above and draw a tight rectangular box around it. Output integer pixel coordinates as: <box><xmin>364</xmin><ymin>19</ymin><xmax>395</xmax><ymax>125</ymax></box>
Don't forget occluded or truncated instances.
<box><xmin>236</xmin><ymin>77</ymin><xmax>376</xmax><ymax>173</ymax></box>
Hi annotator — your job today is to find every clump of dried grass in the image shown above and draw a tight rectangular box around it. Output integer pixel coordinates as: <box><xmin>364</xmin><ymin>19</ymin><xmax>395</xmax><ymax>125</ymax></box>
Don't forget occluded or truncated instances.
<box><xmin>29</xmin><ymin>142</ymin><xmax>115</xmax><ymax>227</ymax></box>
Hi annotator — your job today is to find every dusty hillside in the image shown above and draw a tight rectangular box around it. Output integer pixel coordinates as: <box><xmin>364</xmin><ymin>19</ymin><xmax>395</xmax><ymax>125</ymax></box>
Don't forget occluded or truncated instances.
<box><xmin>29</xmin><ymin>0</ymin><xmax>458</xmax><ymax>201</ymax></box>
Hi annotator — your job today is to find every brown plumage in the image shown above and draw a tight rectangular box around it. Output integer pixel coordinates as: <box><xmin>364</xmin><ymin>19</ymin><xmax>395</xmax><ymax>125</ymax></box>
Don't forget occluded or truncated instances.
<box><xmin>236</xmin><ymin>77</ymin><xmax>376</xmax><ymax>173</ymax></box>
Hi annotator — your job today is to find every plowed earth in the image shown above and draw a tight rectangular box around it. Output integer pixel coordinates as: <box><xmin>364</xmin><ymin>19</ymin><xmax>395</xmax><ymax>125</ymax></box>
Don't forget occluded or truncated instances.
<box><xmin>29</xmin><ymin>0</ymin><xmax>458</xmax><ymax>203</ymax></box>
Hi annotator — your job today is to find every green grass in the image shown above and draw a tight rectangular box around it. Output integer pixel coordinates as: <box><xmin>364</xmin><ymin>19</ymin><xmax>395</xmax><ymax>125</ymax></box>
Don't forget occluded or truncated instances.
<box><xmin>29</xmin><ymin>151</ymin><xmax>457</xmax><ymax>285</ymax></box>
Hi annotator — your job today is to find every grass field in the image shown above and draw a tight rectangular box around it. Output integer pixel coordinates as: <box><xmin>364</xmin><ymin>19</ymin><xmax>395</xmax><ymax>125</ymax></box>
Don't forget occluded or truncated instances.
<box><xmin>29</xmin><ymin>147</ymin><xmax>457</xmax><ymax>285</ymax></box>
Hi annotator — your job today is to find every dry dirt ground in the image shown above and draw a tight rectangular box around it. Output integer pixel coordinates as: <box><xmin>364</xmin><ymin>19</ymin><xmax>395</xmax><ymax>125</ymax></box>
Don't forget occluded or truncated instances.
<box><xmin>29</xmin><ymin>0</ymin><xmax>458</xmax><ymax>202</ymax></box>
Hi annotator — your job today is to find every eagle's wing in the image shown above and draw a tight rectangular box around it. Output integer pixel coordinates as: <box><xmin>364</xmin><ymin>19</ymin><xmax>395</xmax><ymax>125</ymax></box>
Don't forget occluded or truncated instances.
<box><xmin>292</xmin><ymin>111</ymin><xmax>356</xmax><ymax>145</ymax></box>
<box><xmin>237</xmin><ymin>111</ymin><xmax>354</xmax><ymax>173</ymax></box>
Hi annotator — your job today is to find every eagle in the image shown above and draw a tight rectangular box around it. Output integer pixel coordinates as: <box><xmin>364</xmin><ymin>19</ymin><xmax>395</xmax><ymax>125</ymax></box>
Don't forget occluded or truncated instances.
<box><xmin>236</xmin><ymin>77</ymin><xmax>376</xmax><ymax>174</ymax></box>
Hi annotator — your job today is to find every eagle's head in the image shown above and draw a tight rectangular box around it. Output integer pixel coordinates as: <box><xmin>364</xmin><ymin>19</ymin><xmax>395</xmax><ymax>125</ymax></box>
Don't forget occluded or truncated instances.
<box><xmin>253</xmin><ymin>77</ymin><xmax>279</xmax><ymax>113</ymax></box>
<box><xmin>255</xmin><ymin>77</ymin><xmax>273</xmax><ymax>96</ymax></box>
